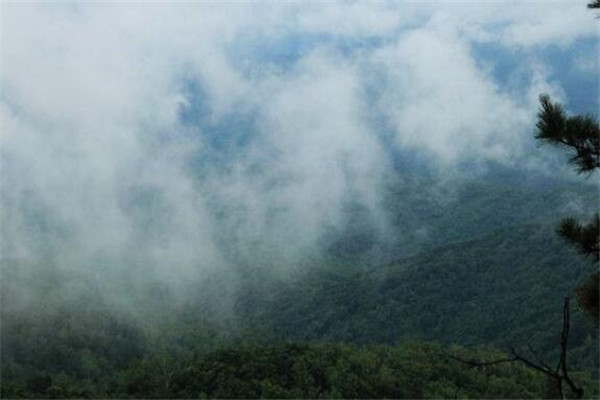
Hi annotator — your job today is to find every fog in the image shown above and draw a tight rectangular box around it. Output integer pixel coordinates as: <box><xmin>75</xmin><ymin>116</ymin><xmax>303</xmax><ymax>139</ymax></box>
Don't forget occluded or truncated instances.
<box><xmin>1</xmin><ymin>2</ymin><xmax>597</xmax><ymax>320</ymax></box>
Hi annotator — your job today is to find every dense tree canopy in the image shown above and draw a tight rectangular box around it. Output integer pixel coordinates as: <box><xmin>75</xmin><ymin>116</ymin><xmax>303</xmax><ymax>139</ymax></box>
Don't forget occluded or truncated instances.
<box><xmin>3</xmin><ymin>339</ymin><xmax>599</xmax><ymax>399</ymax></box>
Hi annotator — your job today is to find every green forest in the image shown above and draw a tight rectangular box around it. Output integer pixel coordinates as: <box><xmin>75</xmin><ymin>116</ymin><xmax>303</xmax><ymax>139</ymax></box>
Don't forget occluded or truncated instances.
<box><xmin>2</xmin><ymin>340</ymin><xmax>598</xmax><ymax>399</ymax></box>
<box><xmin>2</xmin><ymin>174</ymin><xmax>599</xmax><ymax>398</ymax></box>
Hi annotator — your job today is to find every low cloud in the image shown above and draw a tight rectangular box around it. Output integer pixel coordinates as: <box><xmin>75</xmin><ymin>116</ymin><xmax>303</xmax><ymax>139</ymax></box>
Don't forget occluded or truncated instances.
<box><xmin>1</xmin><ymin>2</ymin><xmax>597</xmax><ymax>313</ymax></box>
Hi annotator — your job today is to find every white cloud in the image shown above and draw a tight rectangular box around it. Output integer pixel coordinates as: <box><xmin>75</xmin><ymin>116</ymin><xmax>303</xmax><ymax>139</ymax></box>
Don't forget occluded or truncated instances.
<box><xmin>371</xmin><ymin>18</ymin><xmax>533</xmax><ymax>165</ymax></box>
<box><xmin>498</xmin><ymin>3</ymin><xmax>597</xmax><ymax>48</ymax></box>
<box><xmin>294</xmin><ymin>1</ymin><xmax>408</xmax><ymax>37</ymax></box>
<box><xmin>1</xmin><ymin>1</ymin><xmax>597</xmax><ymax>305</ymax></box>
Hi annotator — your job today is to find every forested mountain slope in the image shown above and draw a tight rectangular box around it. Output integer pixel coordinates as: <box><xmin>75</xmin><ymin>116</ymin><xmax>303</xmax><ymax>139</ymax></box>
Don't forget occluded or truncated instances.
<box><xmin>1</xmin><ymin>172</ymin><xmax>598</xmax><ymax>398</ymax></box>
<box><xmin>231</xmin><ymin>172</ymin><xmax>599</xmax><ymax>375</ymax></box>
<box><xmin>244</xmin><ymin>223</ymin><xmax>598</xmax><ymax>370</ymax></box>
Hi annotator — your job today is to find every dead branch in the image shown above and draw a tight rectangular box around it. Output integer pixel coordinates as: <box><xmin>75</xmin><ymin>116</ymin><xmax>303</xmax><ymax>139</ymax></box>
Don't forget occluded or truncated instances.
<box><xmin>448</xmin><ymin>298</ymin><xmax>583</xmax><ymax>399</ymax></box>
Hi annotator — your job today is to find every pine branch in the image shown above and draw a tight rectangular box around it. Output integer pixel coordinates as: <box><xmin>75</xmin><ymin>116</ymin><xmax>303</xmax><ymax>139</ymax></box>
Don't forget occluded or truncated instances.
<box><xmin>557</xmin><ymin>214</ymin><xmax>600</xmax><ymax>262</ymax></box>
<box><xmin>535</xmin><ymin>94</ymin><xmax>600</xmax><ymax>174</ymax></box>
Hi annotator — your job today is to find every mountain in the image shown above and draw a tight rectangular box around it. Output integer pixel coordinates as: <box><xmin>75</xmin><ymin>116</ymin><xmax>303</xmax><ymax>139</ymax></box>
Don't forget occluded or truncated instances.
<box><xmin>241</xmin><ymin>224</ymin><xmax>597</xmax><ymax>368</ymax></box>
<box><xmin>236</xmin><ymin>169</ymin><xmax>598</xmax><ymax>371</ymax></box>
<box><xmin>1</xmin><ymin>166</ymin><xmax>598</xmax><ymax>398</ymax></box>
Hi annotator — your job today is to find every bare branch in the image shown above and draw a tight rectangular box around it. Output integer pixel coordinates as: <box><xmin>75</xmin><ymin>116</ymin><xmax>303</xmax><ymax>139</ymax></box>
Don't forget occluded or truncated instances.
<box><xmin>511</xmin><ymin>348</ymin><xmax>557</xmax><ymax>377</ymax></box>
<box><xmin>526</xmin><ymin>342</ymin><xmax>554</xmax><ymax>373</ymax></box>
<box><xmin>448</xmin><ymin>354</ymin><xmax>517</xmax><ymax>368</ymax></box>
<box><xmin>448</xmin><ymin>298</ymin><xmax>584</xmax><ymax>399</ymax></box>
<box><xmin>558</xmin><ymin>298</ymin><xmax>584</xmax><ymax>399</ymax></box>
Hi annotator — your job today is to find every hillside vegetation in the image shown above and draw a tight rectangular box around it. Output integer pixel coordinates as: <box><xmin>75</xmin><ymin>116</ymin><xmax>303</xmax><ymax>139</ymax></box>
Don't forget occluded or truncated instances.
<box><xmin>1</xmin><ymin>173</ymin><xmax>598</xmax><ymax>398</ymax></box>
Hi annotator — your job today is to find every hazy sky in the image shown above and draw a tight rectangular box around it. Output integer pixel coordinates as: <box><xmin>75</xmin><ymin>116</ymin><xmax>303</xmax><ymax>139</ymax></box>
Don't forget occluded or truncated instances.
<box><xmin>1</xmin><ymin>2</ymin><xmax>598</xmax><ymax>291</ymax></box>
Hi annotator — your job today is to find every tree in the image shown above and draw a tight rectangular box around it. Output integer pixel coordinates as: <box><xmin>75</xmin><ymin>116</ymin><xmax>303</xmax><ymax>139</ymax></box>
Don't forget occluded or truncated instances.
<box><xmin>452</xmin><ymin>10</ymin><xmax>599</xmax><ymax>390</ymax></box>
<box><xmin>535</xmin><ymin>94</ymin><xmax>599</xmax><ymax>319</ymax></box>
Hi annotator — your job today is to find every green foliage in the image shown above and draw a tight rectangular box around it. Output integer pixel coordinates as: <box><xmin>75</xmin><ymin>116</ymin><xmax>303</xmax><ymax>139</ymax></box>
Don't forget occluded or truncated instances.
<box><xmin>7</xmin><ymin>341</ymin><xmax>594</xmax><ymax>399</ymax></box>
<box><xmin>536</xmin><ymin>94</ymin><xmax>600</xmax><ymax>174</ymax></box>
<box><xmin>535</xmin><ymin>94</ymin><xmax>599</xmax><ymax>322</ymax></box>
<box><xmin>575</xmin><ymin>272</ymin><xmax>600</xmax><ymax>320</ymax></box>
<box><xmin>558</xmin><ymin>214</ymin><xmax>600</xmax><ymax>262</ymax></box>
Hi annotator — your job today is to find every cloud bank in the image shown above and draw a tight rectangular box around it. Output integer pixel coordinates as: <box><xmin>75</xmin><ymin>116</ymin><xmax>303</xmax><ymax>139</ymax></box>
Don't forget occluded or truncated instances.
<box><xmin>1</xmin><ymin>1</ymin><xmax>597</xmax><ymax>309</ymax></box>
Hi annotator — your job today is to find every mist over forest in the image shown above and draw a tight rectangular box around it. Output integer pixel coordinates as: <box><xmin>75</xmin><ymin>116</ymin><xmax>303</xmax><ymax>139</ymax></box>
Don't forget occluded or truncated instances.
<box><xmin>1</xmin><ymin>2</ymin><xmax>598</xmax><ymax>399</ymax></box>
